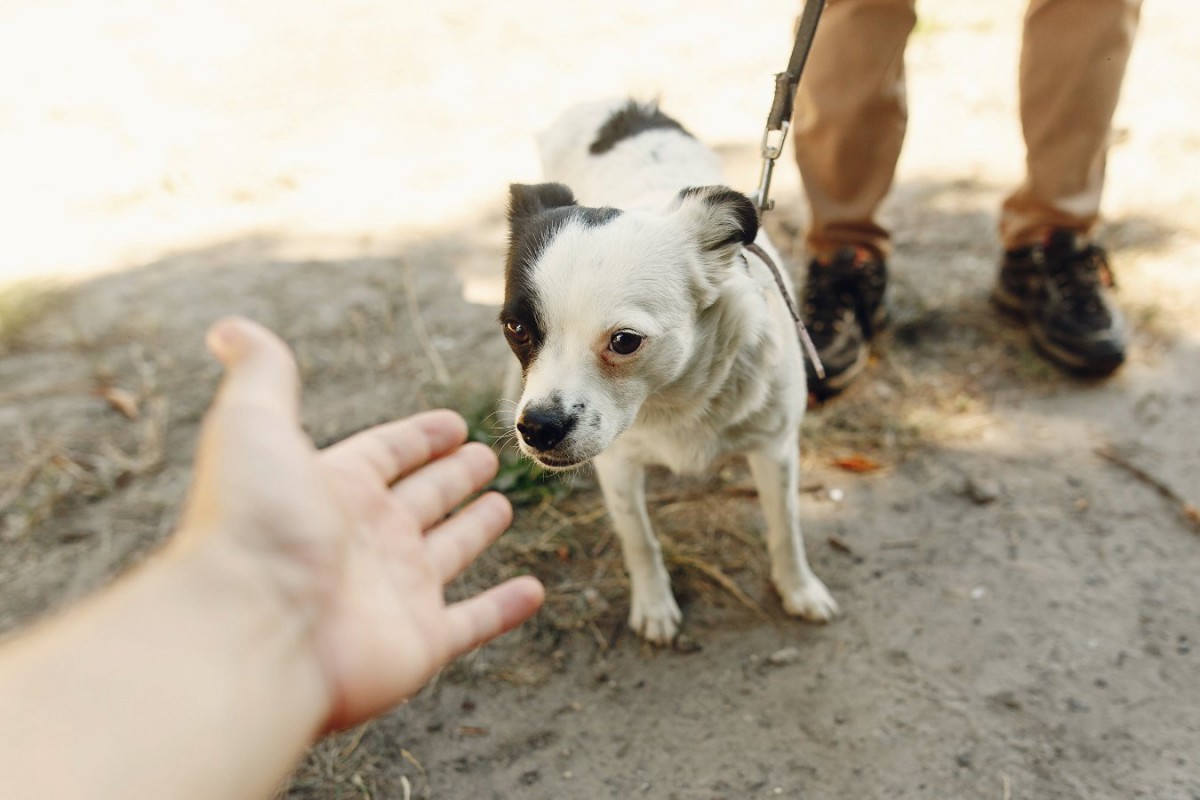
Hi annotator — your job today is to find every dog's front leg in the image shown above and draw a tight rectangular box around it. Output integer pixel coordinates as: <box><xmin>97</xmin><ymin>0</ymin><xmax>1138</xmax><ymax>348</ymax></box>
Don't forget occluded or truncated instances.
<box><xmin>747</xmin><ymin>440</ymin><xmax>839</xmax><ymax>622</ymax></box>
<box><xmin>593</xmin><ymin>452</ymin><xmax>682</xmax><ymax>644</ymax></box>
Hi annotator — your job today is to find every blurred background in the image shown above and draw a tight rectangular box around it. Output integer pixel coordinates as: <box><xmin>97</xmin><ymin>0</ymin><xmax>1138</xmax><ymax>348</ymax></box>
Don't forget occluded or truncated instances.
<box><xmin>1</xmin><ymin>1</ymin><xmax>1189</xmax><ymax>289</ymax></box>
<box><xmin>1</xmin><ymin>2</ymin><xmax>1198</xmax><ymax>798</ymax></box>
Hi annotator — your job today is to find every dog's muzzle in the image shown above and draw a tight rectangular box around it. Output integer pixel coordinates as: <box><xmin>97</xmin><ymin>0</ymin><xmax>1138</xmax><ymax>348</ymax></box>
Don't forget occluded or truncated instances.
<box><xmin>516</xmin><ymin>404</ymin><xmax>584</xmax><ymax>468</ymax></box>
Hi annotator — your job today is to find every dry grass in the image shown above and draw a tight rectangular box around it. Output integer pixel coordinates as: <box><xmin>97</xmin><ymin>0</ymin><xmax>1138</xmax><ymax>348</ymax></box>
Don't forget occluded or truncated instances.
<box><xmin>0</xmin><ymin>280</ymin><xmax>67</xmax><ymax>354</ymax></box>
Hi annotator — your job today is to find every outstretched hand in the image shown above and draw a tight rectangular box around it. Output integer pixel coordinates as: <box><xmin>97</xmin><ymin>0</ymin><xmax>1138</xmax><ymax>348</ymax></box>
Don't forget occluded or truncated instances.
<box><xmin>179</xmin><ymin>317</ymin><xmax>544</xmax><ymax>730</ymax></box>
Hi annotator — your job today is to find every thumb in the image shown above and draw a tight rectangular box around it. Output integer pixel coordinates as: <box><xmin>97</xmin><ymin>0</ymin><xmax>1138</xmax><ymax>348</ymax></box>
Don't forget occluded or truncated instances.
<box><xmin>205</xmin><ymin>316</ymin><xmax>301</xmax><ymax>424</ymax></box>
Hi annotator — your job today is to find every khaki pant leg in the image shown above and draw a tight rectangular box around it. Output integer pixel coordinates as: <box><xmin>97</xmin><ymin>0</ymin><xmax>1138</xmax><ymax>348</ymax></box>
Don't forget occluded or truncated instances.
<box><xmin>793</xmin><ymin>0</ymin><xmax>917</xmax><ymax>259</ymax></box>
<box><xmin>1000</xmin><ymin>0</ymin><xmax>1142</xmax><ymax>250</ymax></box>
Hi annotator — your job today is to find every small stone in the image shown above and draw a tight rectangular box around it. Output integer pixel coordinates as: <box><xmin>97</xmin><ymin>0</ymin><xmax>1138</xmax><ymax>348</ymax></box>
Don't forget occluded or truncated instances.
<box><xmin>828</xmin><ymin>488</ymin><xmax>845</xmax><ymax>503</ymax></box>
<box><xmin>581</xmin><ymin>587</ymin><xmax>607</xmax><ymax>610</ymax></box>
<box><xmin>955</xmin><ymin>752</ymin><xmax>973</xmax><ymax>769</ymax></box>
<box><xmin>969</xmin><ymin>586</ymin><xmax>987</xmax><ymax>601</ymax></box>
<box><xmin>963</xmin><ymin>476</ymin><xmax>1000</xmax><ymax>505</ymax></box>
<box><xmin>990</xmin><ymin>690</ymin><xmax>1021</xmax><ymax>710</ymax></box>
<box><xmin>767</xmin><ymin>647</ymin><xmax>803</xmax><ymax>666</ymax></box>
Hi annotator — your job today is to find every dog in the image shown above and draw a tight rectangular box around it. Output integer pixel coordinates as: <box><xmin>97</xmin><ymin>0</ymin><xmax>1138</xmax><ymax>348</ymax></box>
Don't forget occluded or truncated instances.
<box><xmin>500</xmin><ymin>99</ymin><xmax>837</xmax><ymax>644</ymax></box>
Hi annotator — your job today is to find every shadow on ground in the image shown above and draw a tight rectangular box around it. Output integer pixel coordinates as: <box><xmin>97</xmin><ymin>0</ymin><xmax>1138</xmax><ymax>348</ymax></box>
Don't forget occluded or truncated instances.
<box><xmin>1</xmin><ymin>177</ymin><xmax>1197</xmax><ymax>799</ymax></box>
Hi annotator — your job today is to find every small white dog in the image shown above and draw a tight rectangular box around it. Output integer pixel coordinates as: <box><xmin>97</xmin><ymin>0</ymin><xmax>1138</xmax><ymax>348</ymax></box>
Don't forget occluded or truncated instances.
<box><xmin>500</xmin><ymin>99</ymin><xmax>837</xmax><ymax>644</ymax></box>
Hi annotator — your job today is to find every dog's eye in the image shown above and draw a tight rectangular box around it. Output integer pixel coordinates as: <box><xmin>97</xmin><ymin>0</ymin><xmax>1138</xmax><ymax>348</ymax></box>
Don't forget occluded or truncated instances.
<box><xmin>504</xmin><ymin>320</ymin><xmax>531</xmax><ymax>346</ymax></box>
<box><xmin>608</xmin><ymin>331</ymin><xmax>643</xmax><ymax>356</ymax></box>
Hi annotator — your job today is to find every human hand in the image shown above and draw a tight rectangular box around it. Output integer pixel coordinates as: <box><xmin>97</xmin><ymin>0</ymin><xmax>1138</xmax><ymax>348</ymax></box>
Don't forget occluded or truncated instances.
<box><xmin>177</xmin><ymin>317</ymin><xmax>544</xmax><ymax>732</ymax></box>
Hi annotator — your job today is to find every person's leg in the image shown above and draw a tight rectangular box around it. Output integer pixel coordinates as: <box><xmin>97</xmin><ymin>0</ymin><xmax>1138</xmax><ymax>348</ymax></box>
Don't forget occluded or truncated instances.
<box><xmin>792</xmin><ymin>0</ymin><xmax>916</xmax><ymax>396</ymax></box>
<box><xmin>794</xmin><ymin>0</ymin><xmax>916</xmax><ymax>259</ymax></box>
<box><xmin>1001</xmin><ymin>0</ymin><xmax>1142</xmax><ymax>248</ymax></box>
<box><xmin>994</xmin><ymin>0</ymin><xmax>1141</xmax><ymax>375</ymax></box>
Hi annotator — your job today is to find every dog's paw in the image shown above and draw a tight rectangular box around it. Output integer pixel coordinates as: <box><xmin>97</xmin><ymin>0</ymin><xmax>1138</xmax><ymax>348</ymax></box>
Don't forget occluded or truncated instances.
<box><xmin>778</xmin><ymin>577</ymin><xmax>839</xmax><ymax>623</ymax></box>
<box><xmin>629</xmin><ymin>592</ymin><xmax>683</xmax><ymax>645</ymax></box>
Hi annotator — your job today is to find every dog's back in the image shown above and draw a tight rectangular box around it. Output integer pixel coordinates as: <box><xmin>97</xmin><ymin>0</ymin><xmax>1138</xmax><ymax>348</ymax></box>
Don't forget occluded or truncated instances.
<box><xmin>538</xmin><ymin>100</ymin><xmax>725</xmax><ymax>211</ymax></box>
<box><xmin>505</xmin><ymin>101</ymin><xmax>837</xmax><ymax>642</ymax></box>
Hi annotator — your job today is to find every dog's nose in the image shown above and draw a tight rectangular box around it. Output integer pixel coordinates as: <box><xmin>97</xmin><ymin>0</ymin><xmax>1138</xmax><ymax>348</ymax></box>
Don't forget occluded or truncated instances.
<box><xmin>517</xmin><ymin>408</ymin><xmax>570</xmax><ymax>452</ymax></box>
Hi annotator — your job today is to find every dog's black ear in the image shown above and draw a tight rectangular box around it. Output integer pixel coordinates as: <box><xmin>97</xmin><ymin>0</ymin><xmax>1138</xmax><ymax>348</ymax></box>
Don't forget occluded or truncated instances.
<box><xmin>674</xmin><ymin>186</ymin><xmax>759</xmax><ymax>253</ymax></box>
<box><xmin>508</xmin><ymin>183</ymin><xmax>578</xmax><ymax>227</ymax></box>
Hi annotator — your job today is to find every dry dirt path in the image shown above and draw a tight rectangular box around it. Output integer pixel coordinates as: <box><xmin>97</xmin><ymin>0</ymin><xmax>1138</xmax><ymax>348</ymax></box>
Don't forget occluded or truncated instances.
<box><xmin>1</xmin><ymin>2</ymin><xmax>1198</xmax><ymax>798</ymax></box>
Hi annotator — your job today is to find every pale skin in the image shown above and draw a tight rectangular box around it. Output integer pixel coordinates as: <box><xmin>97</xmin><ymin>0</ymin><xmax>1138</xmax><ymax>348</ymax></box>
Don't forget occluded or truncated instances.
<box><xmin>0</xmin><ymin>317</ymin><xmax>545</xmax><ymax>800</ymax></box>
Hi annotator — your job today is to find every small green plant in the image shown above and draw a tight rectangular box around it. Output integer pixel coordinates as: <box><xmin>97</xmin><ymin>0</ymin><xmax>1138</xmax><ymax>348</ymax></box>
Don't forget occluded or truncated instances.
<box><xmin>0</xmin><ymin>280</ymin><xmax>66</xmax><ymax>354</ymax></box>
<box><xmin>460</xmin><ymin>397</ymin><xmax>573</xmax><ymax>507</ymax></box>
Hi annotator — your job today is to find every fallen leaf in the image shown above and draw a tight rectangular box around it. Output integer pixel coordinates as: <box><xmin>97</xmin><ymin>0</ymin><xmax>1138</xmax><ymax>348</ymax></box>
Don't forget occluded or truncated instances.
<box><xmin>827</xmin><ymin>535</ymin><xmax>855</xmax><ymax>554</ymax></box>
<box><xmin>1184</xmin><ymin>504</ymin><xmax>1200</xmax><ymax>532</ymax></box>
<box><xmin>97</xmin><ymin>387</ymin><xmax>140</xmax><ymax>420</ymax></box>
<box><xmin>456</xmin><ymin>726</ymin><xmax>489</xmax><ymax>737</ymax></box>
<box><xmin>832</xmin><ymin>454</ymin><xmax>883</xmax><ymax>473</ymax></box>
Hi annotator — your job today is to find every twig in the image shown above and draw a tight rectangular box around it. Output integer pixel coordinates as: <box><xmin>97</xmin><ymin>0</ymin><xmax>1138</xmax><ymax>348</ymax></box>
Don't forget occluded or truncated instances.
<box><xmin>879</xmin><ymin>538</ymin><xmax>919</xmax><ymax>549</ymax></box>
<box><xmin>1095</xmin><ymin>446</ymin><xmax>1200</xmax><ymax>534</ymax></box>
<box><xmin>672</xmin><ymin>554</ymin><xmax>771</xmax><ymax>621</ymax></box>
<box><xmin>399</xmin><ymin>746</ymin><xmax>427</xmax><ymax>800</ymax></box>
<box><xmin>400</xmin><ymin>258</ymin><xmax>451</xmax><ymax>386</ymax></box>
<box><xmin>828</xmin><ymin>535</ymin><xmax>855</xmax><ymax>555</ymax></box>
<box><xmin>338</xmin><ymin>722</ymin><xmax>371</xmax><ymax>760</ymax></box>
<box><xmin>647</xmin><ymin>486</ymin><xmax>755</xmax><ymax>506</ymax></box>
<box><xmin>1001</xmin><ymin>772</ymin><xmax>1012</xmax><ymax>800</ymax></box>
<box><xmin>0</xmin><ymin>446</ymin><xmax>58</xmax><ymax>515</ymax></box>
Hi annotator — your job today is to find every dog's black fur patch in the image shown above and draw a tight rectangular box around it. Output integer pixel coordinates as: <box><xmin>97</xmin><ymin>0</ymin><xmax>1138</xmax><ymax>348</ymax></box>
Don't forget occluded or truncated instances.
<box><xmin>502</xmin><ymin>183</ymin><xmax>620</xmax><ymax>370</ymax></box>
<box><xmin>589</xmin><ymin>100</ymin><xmax>693</xmax><ymax>155</ymax></box>
<box><xmin>678</xmin><ymin>186</ymin><xmax>759</xmax><ymax>251</ymax></box>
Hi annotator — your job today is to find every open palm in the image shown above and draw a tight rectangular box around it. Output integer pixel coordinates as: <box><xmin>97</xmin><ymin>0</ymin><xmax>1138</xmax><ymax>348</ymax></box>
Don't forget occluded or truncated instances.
<box><xmin>182</xmin><ymin>318</ymin><xmax>544</xmax><ymax>732</ymax></box>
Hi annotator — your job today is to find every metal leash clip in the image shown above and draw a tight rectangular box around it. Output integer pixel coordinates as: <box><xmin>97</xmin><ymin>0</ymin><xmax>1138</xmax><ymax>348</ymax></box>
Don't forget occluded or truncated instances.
<box><xmin>747</xmin><ymin>0</ymin><xmax>828</xmax><ymax>379</ymax></box>
<box><xmin>750</xmin><ymin>0</ymin><xmax>826</xmax><ymax>215</ymax></box>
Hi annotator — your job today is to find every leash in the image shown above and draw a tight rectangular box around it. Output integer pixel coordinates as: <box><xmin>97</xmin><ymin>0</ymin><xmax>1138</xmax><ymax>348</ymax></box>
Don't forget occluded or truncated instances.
<box><xmin>745</xmin><ymin>0</ymin><xmax>828</xmax><ymax>379</ymax></box>
<box><xmin>749</xmin><ymin>0</ymin><xmax>826</xmax><ymax>215</ymax></box>
<box><xmin>745</xmin><ymin>242</ymin><xmax>826</xmax><ymax>379</ymax></box>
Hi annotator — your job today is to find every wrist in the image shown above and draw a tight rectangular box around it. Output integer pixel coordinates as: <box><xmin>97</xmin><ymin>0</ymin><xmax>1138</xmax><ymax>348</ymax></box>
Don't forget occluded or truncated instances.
<box><xmin>162</xmin><ymin>527</ymin><xmax>334</xmax><ymax>740</ymax></box>
<box><xmin>0</xmin><ymin>529</ymin><xmax>335</xmax><ymax>800</ymax></box>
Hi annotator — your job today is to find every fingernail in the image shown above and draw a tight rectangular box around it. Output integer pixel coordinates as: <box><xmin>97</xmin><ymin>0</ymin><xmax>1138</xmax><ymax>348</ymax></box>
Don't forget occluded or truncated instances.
<box><xmin>206</xmin><ymin>318</ymin><xmax>243</xmax><ymax>364</ymax></box>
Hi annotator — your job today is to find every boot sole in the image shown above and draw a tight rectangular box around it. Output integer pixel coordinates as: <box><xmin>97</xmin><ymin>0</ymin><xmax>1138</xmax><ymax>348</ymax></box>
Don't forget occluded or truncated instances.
<box><xmin>989</xmin><ymin>288</ymin><xmax>1124</xmax><ymax>376</ymax></box>
<box><xmin>809</xmin><ymin>298</ymin><xmax>891</xmax><ymax>399</ymax></box>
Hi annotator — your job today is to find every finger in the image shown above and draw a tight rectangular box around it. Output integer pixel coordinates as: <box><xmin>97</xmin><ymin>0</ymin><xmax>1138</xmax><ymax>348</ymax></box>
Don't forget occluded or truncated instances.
<box><xmin>425</xmin><ymin>492</ymin><xmax>513</xmax><ymax>583</ymax></box>
<box><xmin>390</xmin><ymin>442</ymin><xmax>498</xmax><ymax>529</ymax></box>
<box><xmin>205</xmin><ymin>316</ymin><xmax>300</xmax><ymax>423</ymax></box>
<box><xmin>321</xmin><ymin>410</ymin><xmax>467</xmax><ymax>484</ymax></box>
<box><xmin>442</xmin><ymin>576</ymin><xmax>545</xmax><ymax>658</ymax></box>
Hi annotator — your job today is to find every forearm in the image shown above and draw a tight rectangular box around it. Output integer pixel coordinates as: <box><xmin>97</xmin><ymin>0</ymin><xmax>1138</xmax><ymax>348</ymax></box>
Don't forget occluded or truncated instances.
<box><xmin>0</xmin><ymin>536</ymin><xmax>329</xmax><ymax>800</ymax></box>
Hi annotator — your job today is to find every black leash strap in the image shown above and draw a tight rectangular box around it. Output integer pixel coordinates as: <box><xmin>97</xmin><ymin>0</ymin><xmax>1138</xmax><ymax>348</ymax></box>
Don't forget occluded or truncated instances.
<box><xmin>745</xmin><ymin>242</ymin><xmax>826</xmax><ymax>380</ymax></box>
<box><xmin>750</xmin><ymin>0</ymin><xmax>826</xmax><ymax>215</ymax></box>
<box><xmin>746</xmin><ymin>0</ymin><xmax>827</xmax><ymax>380</ymax></box>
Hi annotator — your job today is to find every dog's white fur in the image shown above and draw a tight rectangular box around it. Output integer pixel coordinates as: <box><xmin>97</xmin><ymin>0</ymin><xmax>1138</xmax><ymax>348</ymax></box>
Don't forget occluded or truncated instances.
<box><xmin>505</xmin><ymin>99</ymin><xmax>837</xmax><ymax>643</ymax></box>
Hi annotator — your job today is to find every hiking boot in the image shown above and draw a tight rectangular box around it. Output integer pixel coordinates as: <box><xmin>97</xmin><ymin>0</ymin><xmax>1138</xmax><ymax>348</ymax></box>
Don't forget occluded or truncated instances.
<box><xmin>800</xmin><ymin>247</ymin><xmax>889</xmax><ymax>397</ymax></box>
<box><xmin>992</xmin><ymin>230</ymin><xmax>1126</xmax><ymax>375</ymax></box>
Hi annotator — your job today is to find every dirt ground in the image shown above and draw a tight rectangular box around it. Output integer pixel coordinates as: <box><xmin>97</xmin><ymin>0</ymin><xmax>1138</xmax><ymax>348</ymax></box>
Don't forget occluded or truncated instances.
<box><xmin>2</xmin><ymin>1</ymin><xmax>1199</xmax><ymax>798</ymax></box>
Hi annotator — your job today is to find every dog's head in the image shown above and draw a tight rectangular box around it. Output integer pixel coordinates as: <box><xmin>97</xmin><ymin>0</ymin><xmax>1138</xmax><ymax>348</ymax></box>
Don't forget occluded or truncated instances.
<box><xmin>500</xmin><ymin>182</ymin><xmax>758</xmax><ymax>469</ymax></box>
